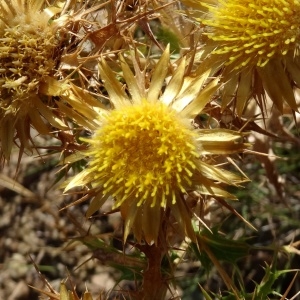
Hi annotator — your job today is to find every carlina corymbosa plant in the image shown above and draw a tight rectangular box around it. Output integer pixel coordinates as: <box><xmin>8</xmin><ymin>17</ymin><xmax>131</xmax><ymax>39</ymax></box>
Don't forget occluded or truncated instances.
<box><xmin>63</xmin><ymin>46</ymin><xmax>250</xmax><ymax>298</ymax></box>
<box><xmin>1</xmin><ymin>1</ymin><xmax>299</xmax><ymax>299</ymax></box>
<box><xmin>188</xmin><ymin>0</ymin><xmax>300</xmax><ymax>115</ymax></box>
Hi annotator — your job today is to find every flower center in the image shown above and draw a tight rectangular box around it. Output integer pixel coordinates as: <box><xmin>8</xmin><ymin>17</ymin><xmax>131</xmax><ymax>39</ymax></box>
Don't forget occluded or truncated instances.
<box><xmin>0</xmin><ymin>12</ymin><xmax>56</xmax><ymax>103</ymax></box>
<box><xmin>202</xmin><ymin>0</ymin><xmax>300</xmax><ymax>69</ymax></box>
<box><xmin>87</xmin><ymin>101</ymin><xmax>199</xmax><ymax>208</ymax></box>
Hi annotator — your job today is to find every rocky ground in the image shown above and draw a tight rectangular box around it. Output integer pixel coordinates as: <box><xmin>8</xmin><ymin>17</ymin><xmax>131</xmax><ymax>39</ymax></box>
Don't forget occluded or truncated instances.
<box><xmin>0</xmin><ymin>143</ymin><xmax>123</xmax><ymax>300</ymax></box>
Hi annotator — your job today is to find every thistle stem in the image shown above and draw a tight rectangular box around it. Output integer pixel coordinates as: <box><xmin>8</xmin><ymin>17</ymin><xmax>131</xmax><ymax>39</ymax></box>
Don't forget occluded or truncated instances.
<box><xmin>137</xmin><ymin>213</ymin><xmax>170</xmax><ymax>300</ymax></box>
<box><xmin>141</xmin><ymin>242</ymin><xmax>167</xmax><ymax>300</ymax></box>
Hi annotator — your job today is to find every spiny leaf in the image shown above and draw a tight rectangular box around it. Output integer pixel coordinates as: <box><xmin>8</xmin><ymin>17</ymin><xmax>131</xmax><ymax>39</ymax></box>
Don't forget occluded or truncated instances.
<box><xmin>194</xmin><ymin>228</ymin><xmax>250</xmax><ymax>265</ymax></box>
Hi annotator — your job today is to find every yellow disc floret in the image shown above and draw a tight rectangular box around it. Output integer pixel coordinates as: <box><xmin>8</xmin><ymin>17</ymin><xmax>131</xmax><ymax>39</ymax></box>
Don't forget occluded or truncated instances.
<box><xmin>86</xmin><ymin>101</ymin><xmax>199</xmax><ymax>209</ymax></box>
<box><xmin>202</xmin><ymin>0</ymin><xmax>300</xmax><ymax>69</ymax></box>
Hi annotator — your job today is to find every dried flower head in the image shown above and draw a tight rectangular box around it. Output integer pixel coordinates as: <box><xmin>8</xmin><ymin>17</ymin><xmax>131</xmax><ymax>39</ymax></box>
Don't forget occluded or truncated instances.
<box><xmin>0</xmin><ymin>0</ymin><xmax>68</xmax><ymax>161</ymax></box>
<box><xmin>194</xmin><ymin>0</ymin><xmax>300</xmax><ymax>115</ymax></box>
<box><xmin>0</xmin><ymin>1</ymin><xmax>56</xmax><ymax>95</ymax></box>
<box><xmin>64</xmin><ymin>47</ymin><xmax>249</xmax><ymax>244</ymax></box>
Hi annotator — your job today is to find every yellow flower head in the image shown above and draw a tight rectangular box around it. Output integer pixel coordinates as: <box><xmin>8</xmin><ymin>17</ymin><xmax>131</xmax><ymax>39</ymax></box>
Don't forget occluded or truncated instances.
<box><xmin>192</xmin><ymin>0</ymin><xmax>300</xmax><ymax>115</ymax></box>
<box><xmin>65</xmin><ymin>47</ymin><xmax>249</xmax><ymax>244</ymax></box>
<box><xmin>202</xmin><ymin>0</ymin><xmax>300</xmax><ymax>69</ymax></box>
<box><xmin>86</xmin><ymin>100</ymin><xmax>198</xmax><ymax>209</ymax></box>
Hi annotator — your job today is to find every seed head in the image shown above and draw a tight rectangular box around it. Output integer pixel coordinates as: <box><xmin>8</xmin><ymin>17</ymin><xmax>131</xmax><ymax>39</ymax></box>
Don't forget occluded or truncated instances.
<box><xmin>0</xmin><ymin>0</ymin><xmax>65</xmax><ymax>161</ymax></box>
<box><xmin>0</xmin><ymin>1</ymin><xmax>56</xmax><ymax>102</ymax></box>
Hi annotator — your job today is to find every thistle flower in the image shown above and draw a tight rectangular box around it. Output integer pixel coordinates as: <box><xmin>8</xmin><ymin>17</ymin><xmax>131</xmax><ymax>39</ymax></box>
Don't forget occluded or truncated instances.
<box><xmin>194</xmin><ymin>0</ymin><xmax>300</xmax><ymax>115</ymax></box>
<box><xmin>0</xmin><ymin>0</ymin><xmax>69</xmax><ymax>161</ymax></box>
<box><xmin>64</xmin><ymin>46</ymin><xmax>249</xmax><ymax>244</ymax></box>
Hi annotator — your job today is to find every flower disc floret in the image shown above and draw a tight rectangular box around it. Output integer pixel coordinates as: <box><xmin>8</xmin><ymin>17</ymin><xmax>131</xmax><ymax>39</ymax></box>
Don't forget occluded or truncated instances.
<box><xmin>86</xmin><ymin>101</ymin><xmax>199</xmax><ymax>209</ymax></box>
<box><xmin>0</xmin><ymin>12</ymin><xmax>56</xmax><ymax>103</ymax></box>
<box><xmin>202</xmin><ymin>0</ymin><xmax>300</xmax><ymax>69</ymax></box>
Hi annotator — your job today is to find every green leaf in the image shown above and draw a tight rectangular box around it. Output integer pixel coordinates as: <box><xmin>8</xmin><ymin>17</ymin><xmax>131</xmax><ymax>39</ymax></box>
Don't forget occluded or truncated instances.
<box><xmin>190</xmin><ymin>228</ymin><xmax>250</xmax><ymax>273</ymax></box>
<box><xmin>198</xmin><ymin>229</ymin><xmax>250</xmax><ymax>264</ymax></box>
<box><xmin>254</xmin><ymin>260</ymin><xmax>298</xmax><ymax>299</ymax></box>
<box><xmin>156</xmin><ymin>26</ymin><xmax>181</xmax><ymax>53</ymax></box>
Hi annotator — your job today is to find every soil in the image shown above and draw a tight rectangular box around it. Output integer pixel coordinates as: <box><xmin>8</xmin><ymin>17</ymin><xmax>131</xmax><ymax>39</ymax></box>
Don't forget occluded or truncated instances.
<box><xmin>0</xmin><ymin>144</ymin><xmax>121</xmax><ymax>300</ymax></box>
